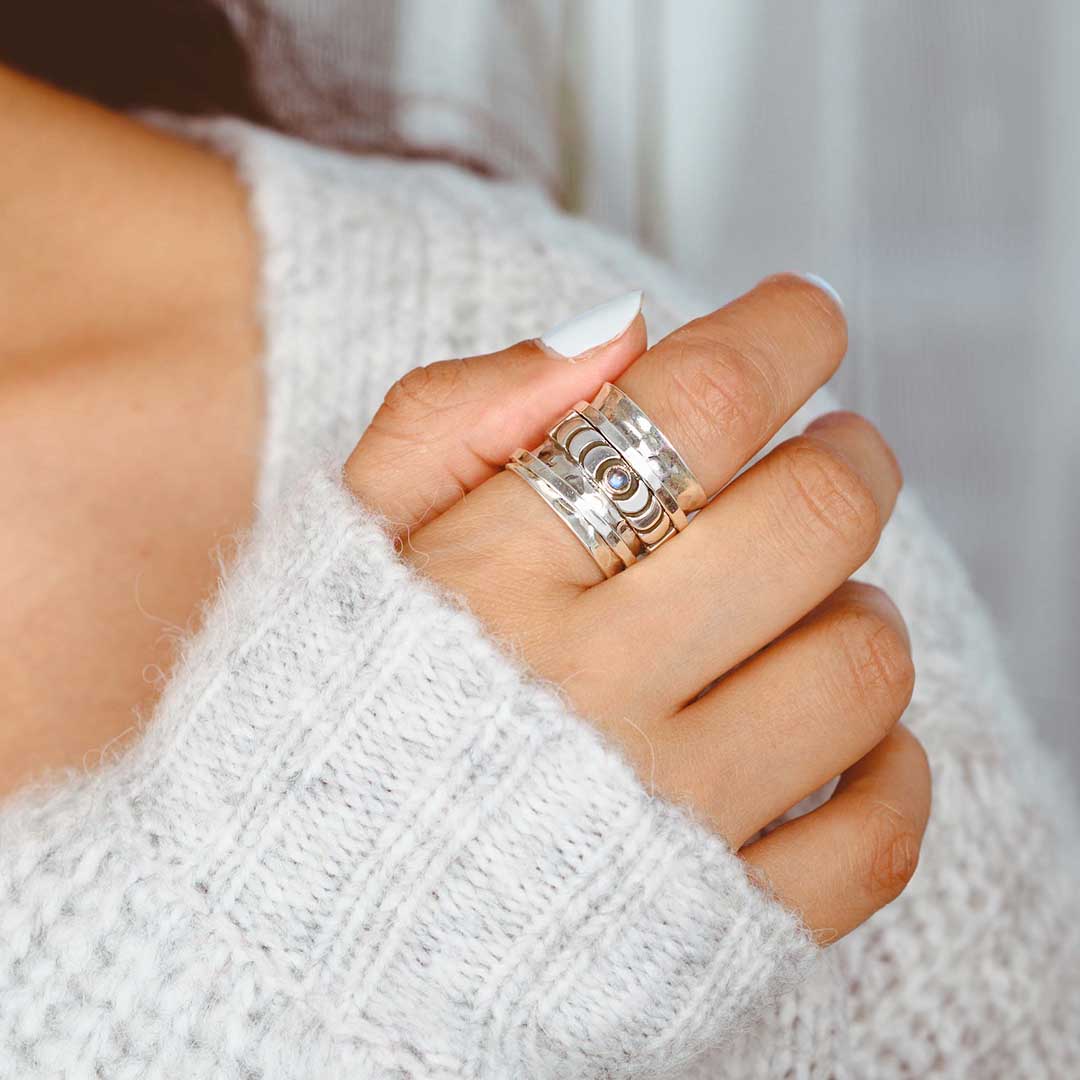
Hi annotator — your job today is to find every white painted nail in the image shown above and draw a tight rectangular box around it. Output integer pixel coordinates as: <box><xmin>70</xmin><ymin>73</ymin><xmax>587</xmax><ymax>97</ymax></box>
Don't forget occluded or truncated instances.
<box><xmin>541</xmin><ymin>289</ymin><xmax>643</xmax><ymax>360</ymax></box>
<box><xmin>799</xmin><ymin>273</ymin><xmax>844</xmax><ymax>311</ymax></box>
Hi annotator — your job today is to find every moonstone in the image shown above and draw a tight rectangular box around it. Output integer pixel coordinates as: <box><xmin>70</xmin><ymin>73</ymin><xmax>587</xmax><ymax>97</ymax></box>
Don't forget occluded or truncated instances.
<box><xmin>605</xmin><ymin>466</ymin><xmax>631</xmax><ymax>493</ymax></box>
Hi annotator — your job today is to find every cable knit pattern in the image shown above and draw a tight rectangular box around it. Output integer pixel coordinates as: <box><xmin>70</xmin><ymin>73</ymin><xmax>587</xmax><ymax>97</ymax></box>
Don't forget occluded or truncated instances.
<box><xmin>0</xmin><ymin>469</ymin><xmax>816</xmax><ymax>1078</ymax></box>
<box><xmin>2</xmin><ymin>118</ymin><xmax>1079</xmax><ymax>1077</ymax></box>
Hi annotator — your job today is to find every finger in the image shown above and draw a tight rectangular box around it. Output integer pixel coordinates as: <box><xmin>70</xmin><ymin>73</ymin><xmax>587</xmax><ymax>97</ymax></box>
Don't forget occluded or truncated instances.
<box><xmin>618</xmin><ymin>272</ymin><xmax>847</xmax><ymax>496</ymax></box>
<box><xmin>570</xmin><ymin>411</ymin><xmax>903</xmax><ymax>720</ymax></box>
<box><xmin>345</xmin><ymin>290</ymin><xmax>646</xmax><ymax>536</ymax></box>
<box><xmin>740</xmin><ymin>724</ymin><xmax>932</xmax><ymax>943</ymax></box>
<box><xmin>409</xmin><ymin>273</ymin><xmax>849</xmax><ymax>606</ymax></box>
<box><xmin>639</xmin><ymin>582</ymin><xmax>914</xmax><ymax>848</ymax></box>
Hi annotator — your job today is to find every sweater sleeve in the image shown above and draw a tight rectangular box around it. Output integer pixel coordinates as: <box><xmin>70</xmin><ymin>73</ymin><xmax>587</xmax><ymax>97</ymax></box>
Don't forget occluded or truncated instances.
<box><xmin>0</xmin><ymin>467</ymin><xmax>817</xmax><ymax>1080</ymax></box>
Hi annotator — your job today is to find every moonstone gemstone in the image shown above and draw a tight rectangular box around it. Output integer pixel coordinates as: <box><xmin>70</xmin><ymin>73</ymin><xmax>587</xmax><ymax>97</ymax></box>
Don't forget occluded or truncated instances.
<box><xmin>605</xmin><ymin>466</ymin><xmax>632</xmax><ymax>493</ymax></box>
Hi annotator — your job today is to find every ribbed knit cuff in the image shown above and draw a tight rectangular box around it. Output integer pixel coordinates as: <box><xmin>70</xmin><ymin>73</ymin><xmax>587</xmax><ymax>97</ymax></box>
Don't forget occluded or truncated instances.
<box><xmin>126</xmin><ymin>467</ymin><xmax>818</xmax><ymax>1077</ymax></box>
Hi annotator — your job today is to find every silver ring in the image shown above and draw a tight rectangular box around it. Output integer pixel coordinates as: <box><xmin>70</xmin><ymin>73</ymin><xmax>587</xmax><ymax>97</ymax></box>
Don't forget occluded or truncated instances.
<box><xmin>549</xmin><ymin>412</ymin><xmax>676</xmax><ymax>549</ymax></box>
<box><xmin>576</xmin><ymin>383</ymin><xmax>706</xmax><ymax>531</ymax></box>
<box><xmin>506</xmin><ymin>444</ymin><xmax>641</xmax><ymax>578</ymax></box>
<box><xmin>506</xmin><ymin>383</ymin><xmax>704</xmax><ymax>577</ymax></box>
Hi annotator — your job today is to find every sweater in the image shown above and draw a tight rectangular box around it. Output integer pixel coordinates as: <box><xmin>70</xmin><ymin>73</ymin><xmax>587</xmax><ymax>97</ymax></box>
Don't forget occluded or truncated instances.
<box><xmin>1</xmin><ymin>118</ymin><xmax>1078</xmax><ymax>1079</ymax></box>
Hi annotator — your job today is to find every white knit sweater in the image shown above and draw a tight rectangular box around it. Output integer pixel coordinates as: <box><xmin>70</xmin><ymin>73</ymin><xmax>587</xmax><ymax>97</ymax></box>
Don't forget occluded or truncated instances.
<box><xmin>1</xmin><ymin>120</ymin><xmax>1078</xmax><ymax>1079</ymax></box>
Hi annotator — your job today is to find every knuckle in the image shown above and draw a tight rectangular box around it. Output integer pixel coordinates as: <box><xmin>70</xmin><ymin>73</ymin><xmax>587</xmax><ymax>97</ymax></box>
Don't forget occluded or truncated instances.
<box><xmin>857</xmin><ymin>803</ymin><xmax>922</xmax><ymax>906</ymax></box>
<box><xmin>776</xmin><ymin>439</ymin><xmax>881</xmax><ymax>558</ymax></box>
<box><xmin>381</xmin><ymin>359</ymin><xmax>468</xmax><ymax>426</ymax></box>
<box><xmin>833</xmin><ymin>595</ymin><xmax>915</xmax><ymax>721</ymax></box>
<box><xmin>667</xmin><ymin>335</ymin><xmax>779</xmax><ymax>455</ymax></box>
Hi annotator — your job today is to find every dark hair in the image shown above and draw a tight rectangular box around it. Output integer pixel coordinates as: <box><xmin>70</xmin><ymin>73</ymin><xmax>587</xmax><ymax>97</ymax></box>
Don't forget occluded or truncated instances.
<box><xmin>0</xmin><ymin>0</ymin><xmax>266</xmax><ymax>120</ymax></box>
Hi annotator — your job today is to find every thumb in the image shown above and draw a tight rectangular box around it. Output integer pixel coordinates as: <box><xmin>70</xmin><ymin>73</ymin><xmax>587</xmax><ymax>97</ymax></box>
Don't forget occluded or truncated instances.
<box><xmin>345</xmin><ymin>290</ymin><xmax>646</xmax><ymax>535</ymax></box>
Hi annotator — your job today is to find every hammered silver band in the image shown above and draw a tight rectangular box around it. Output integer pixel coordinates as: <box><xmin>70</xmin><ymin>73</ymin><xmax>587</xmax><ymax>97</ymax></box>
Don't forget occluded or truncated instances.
<box><xmin>578</xmin><ymin>383</ymin><xmax>706</xmax><ymax>530</ymax></box>
<box><xmin>506</xmin><ymin>382</ymin><xmax>706</xmax><ymax>577</ymax></box>
<box><xmin>550</xmin><ymin>412</ymin><xmax>676</xmax><ymax>549</ymax></box>
<box><xmin>506</xmin><ymin>447</ymin><xmax>628</xmax><ymax>578</ymax></box>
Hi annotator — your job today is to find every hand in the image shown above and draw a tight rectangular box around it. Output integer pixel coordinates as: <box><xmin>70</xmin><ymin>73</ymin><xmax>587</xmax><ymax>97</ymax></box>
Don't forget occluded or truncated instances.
<box><xmin>345</xmin><ymin>274</ymin><xmax>930</xmax><ymax>943</ymax></box>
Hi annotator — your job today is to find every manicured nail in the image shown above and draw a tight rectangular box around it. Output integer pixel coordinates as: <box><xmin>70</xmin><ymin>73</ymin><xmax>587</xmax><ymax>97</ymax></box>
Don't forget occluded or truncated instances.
<box><xmin>799</xmin><ymin>273</ymin><xmax>844</xmax><ymax>311</ymax></box>
<box><xmin>541</xmin><ymin>289</ymin><xmax>643</xmax><ymax>360</ymax></box>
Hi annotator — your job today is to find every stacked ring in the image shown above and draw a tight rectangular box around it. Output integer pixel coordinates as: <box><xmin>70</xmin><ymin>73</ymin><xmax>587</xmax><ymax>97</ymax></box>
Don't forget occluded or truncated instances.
<box><xmin>550</xmin><ymin>412</ymin><xmax>676</xmax><ymax>549</ymax></box>
<box><xmin>506</xmin><ymin>444</ymin><xmax>638</xmax><ymax>578</ymax></box>
<box><xmin>577</xmin><ymin>383</ymin><xmax>706</xmax><ymax>530</ymax></box>
<box><xmin>506</xmin><ymin>383</ymin><xmax>707</xmax><ymax>578</ymax></box>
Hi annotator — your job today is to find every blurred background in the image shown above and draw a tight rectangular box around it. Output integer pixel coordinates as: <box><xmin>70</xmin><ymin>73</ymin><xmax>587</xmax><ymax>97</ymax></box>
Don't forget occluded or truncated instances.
<box><xmin>4</xmin><ymin>0</ymin><xmax>1077</xmax><ymax>779</ymax></box>
<box><xmin>562</xmin><ymin>1</ymin><xmax>1080</xmax><ymax>783</ymax></box>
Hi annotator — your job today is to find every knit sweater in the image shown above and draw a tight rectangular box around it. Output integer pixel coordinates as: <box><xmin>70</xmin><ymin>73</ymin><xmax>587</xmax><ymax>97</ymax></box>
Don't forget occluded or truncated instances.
<box><xmin>2</xmin><ymin>119</ymin><xmax>1078</xmax><ymax>1079</ymax></box>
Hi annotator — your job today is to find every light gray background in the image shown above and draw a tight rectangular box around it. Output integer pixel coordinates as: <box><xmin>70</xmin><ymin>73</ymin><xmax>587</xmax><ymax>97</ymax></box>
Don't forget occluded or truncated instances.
<box><xmin>562</xmin><ymin>1</ymin><xmax>1080</xmax><ymax>783</ymax></box>
<box><xmin>223</xmin><ymin>0</ymin><xmax>1078</xmax><ymax>781</ymax></box>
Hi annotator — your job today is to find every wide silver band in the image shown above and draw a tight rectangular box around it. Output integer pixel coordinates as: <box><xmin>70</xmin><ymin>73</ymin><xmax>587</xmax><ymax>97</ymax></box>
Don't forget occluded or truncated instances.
<box><xmin>507</xmin><ymin>445</ymin><xmax>641</xmax><ymax>578</ymax></box>
<box><xmin>507</xmin><ymin>382</ymin><xmax>706</xmax><ymax>577</ymax></box>
<box><xmin>549</xmin><ymin>412</ymin><xmax>676</xmax><ymax>549</ymax></box>
<box><xmin>577</xmin><ymin>383</ymin><xmax>706</xmax><ymax>531</ymax></box>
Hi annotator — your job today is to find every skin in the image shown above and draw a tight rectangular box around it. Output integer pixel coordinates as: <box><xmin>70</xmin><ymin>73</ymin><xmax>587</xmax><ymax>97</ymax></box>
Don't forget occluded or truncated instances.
<box><xmin>0</xmin><ymin>66</ymin><xmax>261</xmax><ymax>784</ymax></box>
<box><xmin>0</xmin><ymin>66</ymin><xmax>930</xmax><ymax>944</ymax></box>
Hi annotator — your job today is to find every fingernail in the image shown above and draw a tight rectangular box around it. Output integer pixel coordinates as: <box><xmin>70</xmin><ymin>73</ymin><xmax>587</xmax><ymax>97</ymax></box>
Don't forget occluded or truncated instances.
<box><xmin>799</xmin><ymin>273</ymin><xmax>844</xmax><ymax>311</ymax></box>
<box><xmin>541</xmin><ymin>289</ymin><xmax>643</xmax><ymax>360</ymax></box>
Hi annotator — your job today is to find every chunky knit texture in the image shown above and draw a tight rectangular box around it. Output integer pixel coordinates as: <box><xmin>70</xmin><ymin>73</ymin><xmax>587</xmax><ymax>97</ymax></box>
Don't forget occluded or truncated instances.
<box><xmin>2</xmin><ymin>119</ymin><xmax>1079</xmax><ymax>1077</ymax></box>
<box><xmin>1</xmin><ymin>468</ymin><xmax>816</xmax><ymax>1078</ymax></box>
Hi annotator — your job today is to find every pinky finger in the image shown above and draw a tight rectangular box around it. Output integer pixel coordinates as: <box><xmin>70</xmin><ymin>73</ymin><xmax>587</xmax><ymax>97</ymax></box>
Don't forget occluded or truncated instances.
<box><xmin>740</xmin><ymin>725</ymin><xmax>932</xmax><ymax>943</ymax></box>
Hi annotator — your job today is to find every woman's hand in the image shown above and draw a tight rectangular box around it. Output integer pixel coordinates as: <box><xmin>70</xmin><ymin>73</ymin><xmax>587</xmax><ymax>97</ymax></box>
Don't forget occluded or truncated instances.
<box><xmin>345</xmin><ymin>275</ymin><xmax>930</xmax><ymax>943</ymax></box>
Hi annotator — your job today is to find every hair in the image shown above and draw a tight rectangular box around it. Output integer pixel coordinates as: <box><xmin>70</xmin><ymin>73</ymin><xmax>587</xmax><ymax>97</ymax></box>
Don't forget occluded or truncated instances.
<box><xmin>0</xmin><ymin>1</ymin><xmax>266</xmax><ymax>120</ymax></box>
